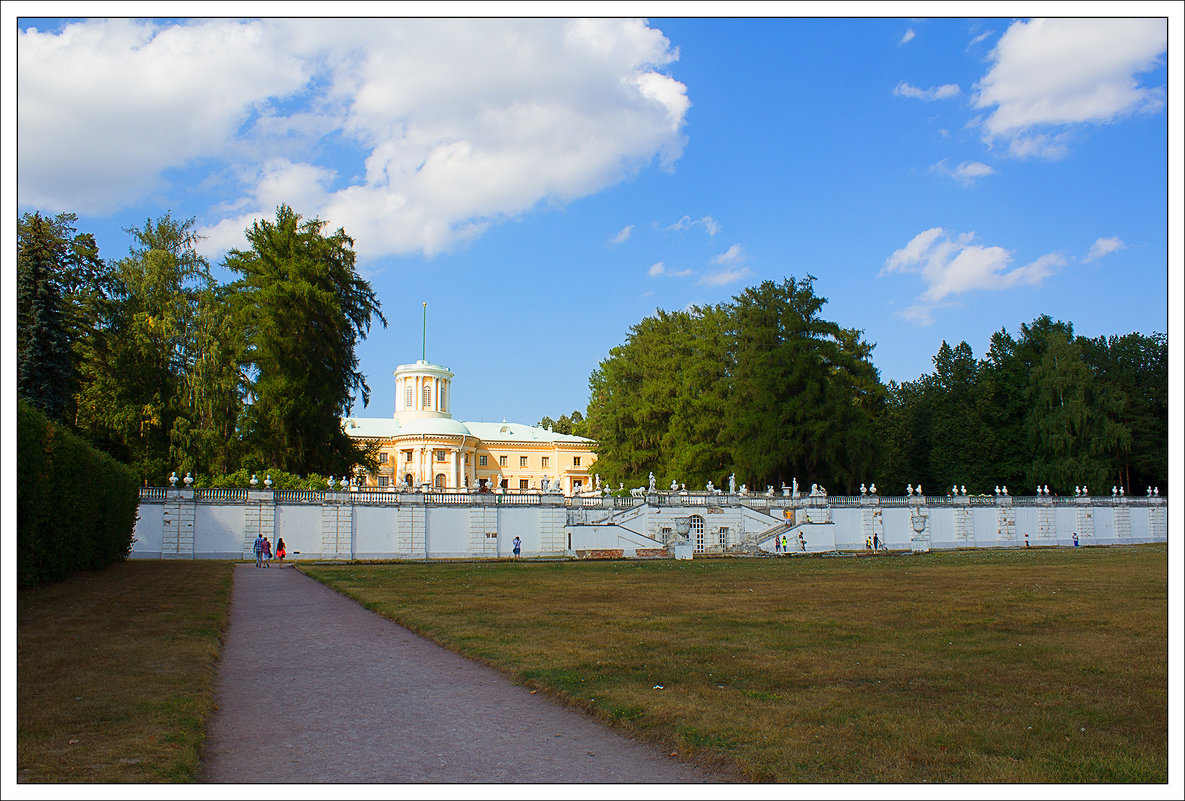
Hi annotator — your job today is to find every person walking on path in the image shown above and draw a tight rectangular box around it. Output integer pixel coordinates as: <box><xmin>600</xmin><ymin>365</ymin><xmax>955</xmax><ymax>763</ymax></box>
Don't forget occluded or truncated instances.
<box><xmin>262</xmin><ymin>536</ymin><xmax>272</xmax><ymax>567</ymax></box>
<box><xmin>276</xmin><ymin>537</ymin><xmax>286</xmax><ymax>565</ymax></box>
<box><xmin>253</xmin><ymin>534</ymin><xmax>264</xmax><ymax>567</ymax></box>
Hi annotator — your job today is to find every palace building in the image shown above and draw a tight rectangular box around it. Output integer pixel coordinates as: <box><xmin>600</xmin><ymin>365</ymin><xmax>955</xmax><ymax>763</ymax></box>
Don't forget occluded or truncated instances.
<box><xmin>343</xmin><ymin>358</ymin><xmax>596</xmax><ymax>495</ymax></box>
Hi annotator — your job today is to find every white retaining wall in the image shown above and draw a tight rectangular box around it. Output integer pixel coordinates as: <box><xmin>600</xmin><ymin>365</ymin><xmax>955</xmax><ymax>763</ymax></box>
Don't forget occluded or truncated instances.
<box><xmin>130</xmin><ymin>489</ymin><xmax>1168</xmax><ymax>560</ymax></box>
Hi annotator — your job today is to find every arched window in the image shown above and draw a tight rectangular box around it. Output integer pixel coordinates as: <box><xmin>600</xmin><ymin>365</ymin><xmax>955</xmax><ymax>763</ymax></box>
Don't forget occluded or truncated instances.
<box><xmin>423</xmin><ymin>383</ymin><xmax>432</xmax><ymax>409</ymax></box>
<box><xmin>434</xmin><ymin>473</ymin><xmax>447</xmax><ymax>488</ymax></box>
<box><xmin>405</xmin><ymin>384</ymin><xmax>413</xmax><ymax>409</ymax></box>
<box><xmin>404</xmin><ymin>473</ymin><xmax>414</xmax><ymax>487</ymax></box>
<box><xmin>690</xmin><ymin>515</ymin><xmax>705</xmax><ymax>552</ymax></box>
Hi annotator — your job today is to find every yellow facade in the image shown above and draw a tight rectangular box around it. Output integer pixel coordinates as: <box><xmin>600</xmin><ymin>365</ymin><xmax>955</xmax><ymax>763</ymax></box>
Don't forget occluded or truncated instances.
<box><xmin>344</xmin><ymin>360</ymin><xmax>596</xmax><ymax>495</ymax></box>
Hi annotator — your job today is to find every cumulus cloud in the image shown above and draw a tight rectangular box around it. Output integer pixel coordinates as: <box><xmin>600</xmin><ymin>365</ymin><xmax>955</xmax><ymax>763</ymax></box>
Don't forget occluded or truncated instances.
<box><xmin>973</xmin><ymin>18</ymin><xmax>1166</xmax><ymax>157</ymax></box>
<box><xmin>929</xmin><ymin>160</ymin><xmax>994</xmax><ymax>186</ymax></box>
<box><xmin>711</xmin><ymin>244</ymin><xmax>746</xmax><ymax>265</ymax></box>
<box><xmin>666</xmin><ymin>214</ymin><xmax>720</xmax><ymax>236</ymax></box>
<box><xmin>894</xmin><ymin>81</ymin><xmax>960</xmax><ymax>101</ymax></box>
<box><xmin>1084</xmin><ymin>236</ymin><xmax>1124</xmax><ymax>263</ymax></box>
<box><xmin>883</xmin><ymin>227</ymin><xmax>1067</xmax><ymax>323</ymax></box>
<box><xmin>608</xmin><ymin>225</ymin><xmax>634</xmax><ymax>245</ymax></box>
<box><xmin>698</xmin><ymin>267</ymin><xmax>751</xmax><ymax>287</ymax></box>
<box><xmin>898</xmin><ymin>28</ymin><xmax>916</xmax><ymax>46</ymax></box>
<box><xmin>18</xmin><ymin>18</ymin><xmax>691</xmax><ymax>259</ymax></box>
<box><xmin>648</xmin><ymin>261</ymin><xmax>691</xmax><ymax>278</ymax></box>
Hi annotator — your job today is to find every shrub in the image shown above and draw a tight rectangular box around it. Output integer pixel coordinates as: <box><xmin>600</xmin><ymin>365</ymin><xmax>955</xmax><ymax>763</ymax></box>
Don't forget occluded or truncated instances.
<box><xmin>17</xmin><ymin>399</ymin><xmax>139</xmax><ymax>588</ymax></box>
<box><xmin>192</xmin><ymin>468</ymin><xmax>332</xmax><ymax>491</ymax></box>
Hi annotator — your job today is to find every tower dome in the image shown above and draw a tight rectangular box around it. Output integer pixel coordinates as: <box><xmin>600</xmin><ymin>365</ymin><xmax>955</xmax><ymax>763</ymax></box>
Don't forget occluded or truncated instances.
<box><xmin>393</xmin><ymin>360</ymin><xmax>454</xmax><ymax>424</ymax></box>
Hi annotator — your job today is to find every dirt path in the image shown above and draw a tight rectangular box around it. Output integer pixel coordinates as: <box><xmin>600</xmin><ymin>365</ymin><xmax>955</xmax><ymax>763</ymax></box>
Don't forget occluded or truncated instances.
<box><xmin>200</xmin><ymin>563</ymin><xmax>720</xmax><ymax>783</ymax></box>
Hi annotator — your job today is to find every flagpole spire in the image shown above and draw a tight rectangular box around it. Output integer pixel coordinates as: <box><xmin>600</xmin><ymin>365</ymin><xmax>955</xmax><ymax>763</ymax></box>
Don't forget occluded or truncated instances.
<box><xmin>422</xmin><ymin>302</ymin><xmax>427</xmax><ymax>362</ymax></box>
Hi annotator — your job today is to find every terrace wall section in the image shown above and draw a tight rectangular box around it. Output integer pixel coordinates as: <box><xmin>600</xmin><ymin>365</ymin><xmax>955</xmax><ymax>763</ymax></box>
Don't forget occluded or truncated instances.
<box><xmin>131</xmin><ymin>490</ymin><xmax>1168</xmax><ymax>561</ymax></box>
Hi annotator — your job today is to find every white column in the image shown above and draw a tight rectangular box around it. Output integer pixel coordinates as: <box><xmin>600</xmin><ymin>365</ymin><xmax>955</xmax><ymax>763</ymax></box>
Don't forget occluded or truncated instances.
<box><xmin>452</xmin><ymin>449</ymin><xmax>460</xmax><ymax>489</ymax></box>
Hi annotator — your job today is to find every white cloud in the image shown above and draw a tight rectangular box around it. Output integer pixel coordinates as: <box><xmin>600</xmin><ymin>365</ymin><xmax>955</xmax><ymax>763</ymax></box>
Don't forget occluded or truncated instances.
<box><xmin>711</xmin><ymin>244</ymin><xmax>746</xmax><ymax>265</ymax></box>
<box><xmin>666</xmin><ymin>214</ymin><xmax>720</xmax><ymax>236</ymax></box>
<box><xmin>894</xmin><ymin>81</ymin><xmax>960</xmax><ymax>101</ymax></box>
<box><xmin>19</xmin><ymin>18</ymin><xmax>690</xmax><ymax>259</ymax></box>
<box><xmin>698</xmin><ymin>267</ymin><xmax>751</xmax><ymax>287</ymax></box>
<box><xmin>929</xmin><ymin>160</ymin><xmax>995</xmax><ymax>186</ymax></box>
<box><xmin>973</xmin><ymin>18</ymin><xmax>1166</xmax><ymax>157</ymax></box>
<box><xmin>648</xmin><ymin>261</ymin><xmax>691</xmax><ymax>278</ymax></box>
<box><xmin>898</xmin><ymin>28</ymin><xmax>916</xmax><ymax>46</ymax></box>
<box><xmin>1084</xmin><ymin>236</ymin><xmax>1124</xmax><ymax>263</ymax></box>
<box><xmin>883</xmin><ymin>227</ymin><xmax>1067</xmax><ymax>323</ymax></box>
<box><xmin>967</xmin><ymin>31</ymin><xmax>993</xmax><ymax>50</ymax></box>
<box><xmin>608</xmin><ymin>225</ymin><xmax>634</xmax><ymax>245</ymax></box>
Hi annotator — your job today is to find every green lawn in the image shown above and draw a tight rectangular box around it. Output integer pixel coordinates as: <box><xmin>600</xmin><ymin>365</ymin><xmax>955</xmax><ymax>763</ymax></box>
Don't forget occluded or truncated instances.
<box><xmin>17</xmin><ymin>561</ymin><xmax>235</xmax><ymax>783</ymax></box>
<box><xmin>303</xmin><ymin>545</ymin><xmax>1168</xmax><ymax>783</ymax></box>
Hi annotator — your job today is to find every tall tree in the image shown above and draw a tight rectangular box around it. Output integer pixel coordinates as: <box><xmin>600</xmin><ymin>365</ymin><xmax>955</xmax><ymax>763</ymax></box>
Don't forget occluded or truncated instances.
<box><xmin>225</xmin><ymin>205</ymin><xmax>386</xmax><ymax>476</ymax></box>
<box><xmin>725</xmin><ymin>276</ymin><xmax>881</xmax><ymax>493</ymax></box>
<box><xmin>16</xmin><ymin>214</ymin><xmax>73</xmax><ymax>421</ymax></box>
<box><xmin>16</xmin><ymin>212</ymin><xmax>107</xmax><ymax>423</ymax></box>
<box><xmin>73</xmin><ymin>214</ymin><xmax>213</xmax><ymax>483</ymax></box>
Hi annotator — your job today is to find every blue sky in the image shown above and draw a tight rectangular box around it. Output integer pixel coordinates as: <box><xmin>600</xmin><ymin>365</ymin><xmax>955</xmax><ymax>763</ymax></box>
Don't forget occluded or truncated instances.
<box><xmin>11</xmin><ymin>10</ymin><xmax>1179</xmax><ymax>429</ymax></box>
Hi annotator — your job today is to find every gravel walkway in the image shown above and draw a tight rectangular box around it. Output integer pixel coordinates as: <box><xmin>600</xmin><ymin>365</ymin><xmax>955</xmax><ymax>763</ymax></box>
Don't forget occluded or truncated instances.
<box><xmin>200</xmin><ymin>563</ymin><xmax>721</xmax><ymax>784</ymax></box>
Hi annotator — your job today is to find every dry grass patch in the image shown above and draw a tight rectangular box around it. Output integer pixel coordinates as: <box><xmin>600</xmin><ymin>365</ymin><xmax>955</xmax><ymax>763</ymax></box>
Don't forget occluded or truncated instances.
<box><xmin>17</xmin><ymin>561</ymin><xmax>234</xmax><ymax>783</ymax></box>
<box><xmin>303</xmin><ymin>545</ymin><xmax>1167</xmax><ymax>783</ymax></box>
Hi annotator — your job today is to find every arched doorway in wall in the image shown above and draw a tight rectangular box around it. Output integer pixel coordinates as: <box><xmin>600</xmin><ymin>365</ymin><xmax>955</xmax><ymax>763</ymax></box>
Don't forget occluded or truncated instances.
<box><xmin>404</xmin><ymin>473</ymin><xmax>414</xmax><ymax>487</ymax></box>
<box><xmin>689</xmin><ymin>514</ymin><xmax>705</xmax><ymax>552</ymax></box>
<box><xmin>434</xmin><ymin>473</ymin><xmax>447</xmax><ymax>489</ymax></box>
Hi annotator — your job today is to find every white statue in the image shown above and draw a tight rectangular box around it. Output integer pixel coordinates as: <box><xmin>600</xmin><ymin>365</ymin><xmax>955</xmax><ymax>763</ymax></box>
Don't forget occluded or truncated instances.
<box><xmin>728</xmin><ymin>473</ymin><xmax>737</xmax><ymax>494</ymax></box>
<box><xmin>648</xmin><ymin>472</ymin><xmax>657</xmax><ymax>493</ymax></box>
<box><xmin>739</xmin><ymin>483</ymin><xmax>748</xmax><ymax>495</ymax></box>
<box><xmin>907</xmin><ymin>484</ymin><xmax>913</xmax><ymax>496</ymax></box>
<box><xmin>670</xmin><ymin>479</ymin><xmax>679</xmax><ymax>492</ymax></box>
<box><xmin>706</xmin><ymin>480</ymin><xmax>715</xmax><ymax>493</ymax></box>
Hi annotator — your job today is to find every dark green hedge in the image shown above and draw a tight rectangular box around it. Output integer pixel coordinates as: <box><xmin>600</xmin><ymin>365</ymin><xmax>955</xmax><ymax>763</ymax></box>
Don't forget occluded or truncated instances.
<box><xmin>17</xmin><ymin>399</ymin><xmax>140</xmax><ymax>588</ymax></box>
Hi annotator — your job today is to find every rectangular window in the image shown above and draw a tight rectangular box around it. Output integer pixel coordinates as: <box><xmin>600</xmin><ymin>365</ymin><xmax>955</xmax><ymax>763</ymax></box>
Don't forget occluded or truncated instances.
<box><xmin>695</xmin><ymin>531</ymin><xmax>704</xmax><ymax>553</ymax></box>
<box><xmin>520</xmin><ymin>456</ymin><xmax>528</xmax><ymax>468</ymax></box>
<box><xmin>435</xmin><ymin>450</ymin><xmax>447</xmax><ymax>461</ymax></box>
<box><xmin>499</xmin><ymin>455</ymin><xmax>508</xmax><ymax>467</ymax></box>
<box><xmin>520</xmin><ymin>479</ymin><xmax>529</xmax><ymax>490</ymax></box>
<box><xmin>378</xmin><ymin>452</ymin><xmax>388</xmax><ymax>463</ymax></box>
<box><xmin>573</xmin><ymin>456</ymin><xmax>581</xmax><ymax>467</ymax></box>
<box><xmin>719</xmin><ymin>527</ymin><xmax>729</xmax><ymax>547</ymax></box>
<box><xmin>479</xmin><ymin>455</ymin><xmax>487</xmax><ymax>466</ymax></box>
<box><xmin>377</xmin><ymin>476</ymin><xmax>389</xmax><ymax>488</ymax></box>
<box><xmin>541</xmin><ymin>457</ymin><xmax>549</xmax><ymax>468</ymax></box>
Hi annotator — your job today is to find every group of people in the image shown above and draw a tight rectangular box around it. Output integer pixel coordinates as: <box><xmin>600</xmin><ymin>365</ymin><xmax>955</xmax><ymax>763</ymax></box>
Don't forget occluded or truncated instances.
<box><xmin>773</xmin><ymin>533</ymin><xmax>806</xmax><ymax>553</ymax></box>
<box><xmin>252</xmin><ymin>534</ymin><xmax>286</xmax><ymax>567</ymax></box>
<box><xmin>865</xmin><ymin>534</ymin><xmax>887</xmax><ymax>551</ymax></box>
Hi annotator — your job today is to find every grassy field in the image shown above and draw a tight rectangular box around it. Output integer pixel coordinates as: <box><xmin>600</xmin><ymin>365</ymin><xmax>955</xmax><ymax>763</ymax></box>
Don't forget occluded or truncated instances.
<box><xmin>16</xmin><ymin>560</ymin><xmax>235</xmax><ymax>783</ymax></box>
<box><xmin>303</xmin><ymin>545</ymin><xmax>1168</xmax><ymax>783</ymax></box>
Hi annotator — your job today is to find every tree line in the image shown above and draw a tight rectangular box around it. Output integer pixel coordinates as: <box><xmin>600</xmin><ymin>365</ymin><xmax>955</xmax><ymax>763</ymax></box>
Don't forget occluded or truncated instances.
<box><xmin>21</xmin><ymin>209</ymin><xmax>1165</xmax><ymax>496</ymax></box>
<box><xmin>17</xmin><ymin>206</ymin><xmax>386</xmax><ymax>485</ymax></box>
<box><xmin>575</xmin><ymin>277</ymin><xmax>1167</xmax><ymax>497</ymax></box>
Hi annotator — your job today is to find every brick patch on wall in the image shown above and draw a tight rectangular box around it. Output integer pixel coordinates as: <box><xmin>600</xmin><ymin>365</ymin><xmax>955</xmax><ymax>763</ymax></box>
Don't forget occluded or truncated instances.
<box><xmin>575</xmin><ymin>549</ymin><xmax>625</xmax><ymax>559</ymax></box>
